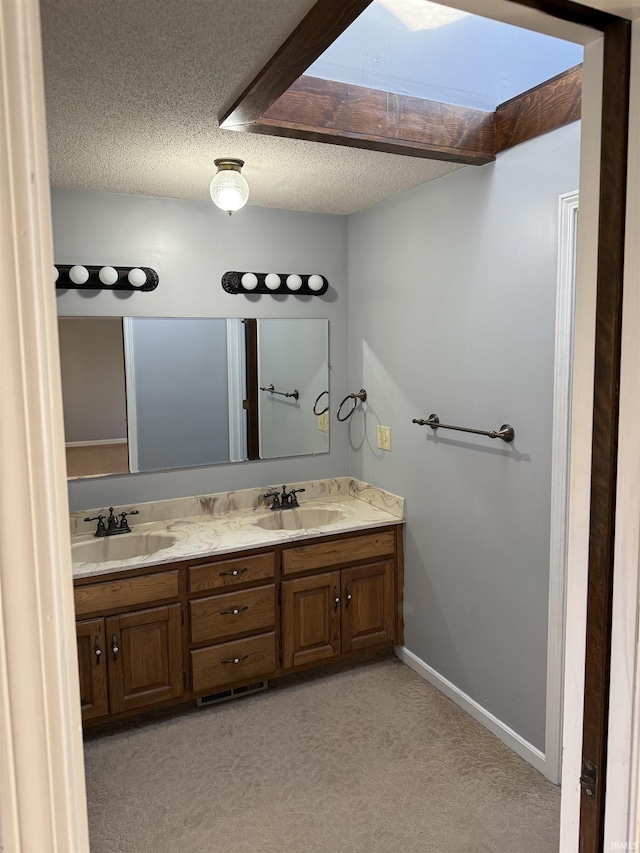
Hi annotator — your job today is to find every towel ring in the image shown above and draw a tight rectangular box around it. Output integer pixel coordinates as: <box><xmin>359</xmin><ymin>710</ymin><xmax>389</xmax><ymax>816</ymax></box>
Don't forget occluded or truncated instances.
<box><xmin>337</xmin><ymin>389</ymin><xmax>367</xmax><ymax>422</ymax></box>
<box><xmin>313</xmin><ymin>390</ymin><xmax>329</xmax><ymax>415</ymax></box>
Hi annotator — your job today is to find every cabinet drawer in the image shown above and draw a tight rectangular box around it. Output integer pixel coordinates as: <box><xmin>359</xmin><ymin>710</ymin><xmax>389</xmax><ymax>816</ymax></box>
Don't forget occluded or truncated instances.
<box><xmin>74</xmin><ymin>570</ymin><xmax>179</xmax><ymax>617</ymax></box>
<box><xmin>191</xmin><ymin>632</ymin><xmax>276</xmax><ymax>693</ymax></box>
<box><xmin>189</xmin><ymin>552</ymin><xmax>275</xmax><ymax>593</ymax></box>
<box><xmin>190</xmin><ymin>585</ymin><xmax>275</xmax><ymax>644</ymax></box>
<box><xmin>282</xmin><ymin>531</ymin><xmax>395</xmax><ymax>576</ymax></box>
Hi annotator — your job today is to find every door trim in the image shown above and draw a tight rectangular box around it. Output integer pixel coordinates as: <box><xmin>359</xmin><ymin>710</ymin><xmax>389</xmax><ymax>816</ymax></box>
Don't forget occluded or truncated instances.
<box><xmin>0</xmin><ymin>1</ymin><xmax>90</xmax><ymax>849</ymax></box>
<box><xmin>545</xmin><ymin>190</ymin><xmax>580</xmax><ymax>785</ymax></box>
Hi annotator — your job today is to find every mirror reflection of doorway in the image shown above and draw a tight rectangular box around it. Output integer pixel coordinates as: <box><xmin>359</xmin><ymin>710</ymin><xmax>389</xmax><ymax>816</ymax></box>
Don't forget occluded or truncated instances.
<box><xmin>58</xmin><ymin>317</ymin><xmax>129</xmax><ymax>477</ymax></box>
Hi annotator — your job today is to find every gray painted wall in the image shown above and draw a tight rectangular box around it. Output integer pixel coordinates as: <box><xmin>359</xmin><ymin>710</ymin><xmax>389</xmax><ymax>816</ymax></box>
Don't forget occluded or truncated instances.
<box><xmin>53</xmin><ymin>189</ymin><xmax>348</xmax><ymax>510</ymax></box>
<box><xmin>58</xmin><ymin>317</ymin><xmax>127</xmax><ymax>442</ymax></box>
<box><xmin>347</xmin><ymin>122</ymin><xmax>580</xmax><ymax>750</ymax></box>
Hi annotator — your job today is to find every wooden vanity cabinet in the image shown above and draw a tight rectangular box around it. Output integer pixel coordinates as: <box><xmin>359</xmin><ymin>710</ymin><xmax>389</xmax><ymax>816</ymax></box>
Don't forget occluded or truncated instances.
<box><xmin>187</xmin><ymin>552</ymin><xmax>277</xmax><ymax>694</ymax></box>
<box><xmin>106</xmin><ymin>604</ymin><xmax>184</xmax><ymax>713</ymax></box>
<box><xmin>74</xmin><ymin>568</ymin><xmax>185</xmax><ymax>722</ymax></box>
<box><xmin>281</xmin><ymin>560</ymin><xmax>395</xmax><ymax>668</ymax></box>
<box><xmin>76</xmin><ymin>604</ymin><xmax>184</xmax><ymax>720</ymax></box>
<box><xmin>74</xmin><ymin>524</ymin><xmax>403</xmax><ymax>725</ymax></box>
<box><xmin>76</xmin><ymin>618</ymin><xmax>108</xmax><ymax>720</ymax></box>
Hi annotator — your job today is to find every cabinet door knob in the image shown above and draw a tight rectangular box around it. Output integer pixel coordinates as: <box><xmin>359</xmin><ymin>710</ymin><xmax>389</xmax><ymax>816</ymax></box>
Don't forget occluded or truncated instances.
<box><xmin>220</xmin><ymin>605</ymin><xmax>248</xmax><ymax>616</ymax></box>
<box><xmin>94</xmin><ymin>636</ymin><xmax>102</xmax><ymax>663</ymax></box>
<box><xmin>333</xmin><ymin>587</ymin><xmax>340</xmax><ymax>611</ymax></box>
<box><xmin>111</xmin><ymin>634</ymin><xmax>119</xmax><ymax>661</ymax></box>
<box><xmin>222</xmin><ymin>655</ymin><xmax>249</xmax><ymax>665</ymax></box>
<box><xmin>346</xmin><ymin>584</ymin><xmax>352</xmax><ymax>607</ymax></box>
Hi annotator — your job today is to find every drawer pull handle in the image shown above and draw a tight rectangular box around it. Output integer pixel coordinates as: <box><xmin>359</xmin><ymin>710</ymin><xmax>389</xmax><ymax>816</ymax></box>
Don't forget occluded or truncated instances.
<box><xmin>222</xmin><ymin>655</ymin><xmax>249</xmax><ymax>665</ymax></box>
<box><xmin>333</xmin><ymin>587</ymin><xmax>340</xmax><ymax>611</ymax></box>
<box><xmin>220</xmin><ymin>606</ymin><xmax>249</xmax><ymax>616</ymax></box>
<box><xmin>220</xmin><ymin>568</ymin><xmax>248</xmax><ymax>578</ymax></box>
<box><xmin>346</xmin><ymin>584</ymin><xmax>352</xmax><ymax>607</ymax></box>
<box><xmin>95</xmin><ymin>636</ymin><xmax>102</xmax><ymax>663</ymax></box>
<box><xmin>111</xmin><ymin>634</ymin><xmax>119</xmax><ymax>662</ymax></box>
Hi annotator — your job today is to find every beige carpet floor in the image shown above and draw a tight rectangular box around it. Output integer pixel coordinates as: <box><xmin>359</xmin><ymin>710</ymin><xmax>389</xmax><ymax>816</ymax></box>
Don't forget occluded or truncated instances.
<box><xmin>83</xmin><ymin>656</ymin><xmax>560</xmax><ymax>853</ymax></box>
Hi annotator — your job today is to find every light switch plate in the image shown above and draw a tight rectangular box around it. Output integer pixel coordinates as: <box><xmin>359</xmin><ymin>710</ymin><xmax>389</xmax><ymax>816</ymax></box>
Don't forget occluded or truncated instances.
<box><xmin>377</xmin><ymin>425</ymin><xmax>391</xmax><ymax>451</ymax></box>
<box><xmin>318</xmin><ymin>412</ymin><xmax>329</xmax><ymax>432</ymax></box>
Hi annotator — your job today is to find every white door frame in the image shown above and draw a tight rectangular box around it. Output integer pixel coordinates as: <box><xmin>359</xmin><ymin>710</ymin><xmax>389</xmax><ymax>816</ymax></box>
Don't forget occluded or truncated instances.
<box><xmin>545</xmin><ymin>190</ymin><xmax>579</xmax><ymax>786</ymax></box>
<box><xmin>122</xmin><ymin>317</ymin><xmax>140</xmax><ymax>472</ymax></box>
<box><xmin>0</xmin><ymin>1</ymin><xmax>90</xmax><ymax>849</ymax></box>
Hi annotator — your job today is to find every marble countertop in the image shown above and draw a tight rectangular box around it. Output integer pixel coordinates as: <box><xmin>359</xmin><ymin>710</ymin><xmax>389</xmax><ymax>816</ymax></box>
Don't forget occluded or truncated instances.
<box><xmin>71</xmin><ymin>478</ymin><xmax>404</xmax><ymax>580</ymax></box>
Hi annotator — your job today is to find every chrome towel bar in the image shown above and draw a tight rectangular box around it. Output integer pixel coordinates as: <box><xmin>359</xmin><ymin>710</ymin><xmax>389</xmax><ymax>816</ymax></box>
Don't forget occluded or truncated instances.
<box><xmin>412</xmin><ymin>413</ymin><xmax>515</xmax><ymax>443</ymax></box>
<box><xmin>260</xmin><ymin>384</ymin><xmax>299</xmax><ymax>401</ymax></box>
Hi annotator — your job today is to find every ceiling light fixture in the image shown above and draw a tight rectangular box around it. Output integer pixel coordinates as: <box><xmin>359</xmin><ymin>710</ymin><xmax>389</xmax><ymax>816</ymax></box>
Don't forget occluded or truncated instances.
<box><xmin>210</xmin><ymin>158</ymin><xmax>249</xmax><ymax>215</ymax></box>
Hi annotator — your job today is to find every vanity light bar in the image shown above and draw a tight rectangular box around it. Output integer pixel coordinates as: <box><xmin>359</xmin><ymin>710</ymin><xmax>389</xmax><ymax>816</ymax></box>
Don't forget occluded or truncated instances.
<box><xmin>54</xmin><ymin>264</ymin><xmax>159</xmax><ymax>292</ymax></box>
<box><xmin>222</xmin><ymin>271</ymin><xmax>328</xmax><ymax>296</ymax></box>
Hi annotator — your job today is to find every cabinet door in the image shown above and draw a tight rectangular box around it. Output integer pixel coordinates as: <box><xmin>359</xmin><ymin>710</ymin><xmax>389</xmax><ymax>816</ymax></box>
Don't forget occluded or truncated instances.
<box><xmin>76</xmin><ymin>618</ymin><xmax>109</xmax><ymax>720</ymax></box>
<box><xmin>106</xmin><ymin>604</ymin><xmax>183</xmax><ymax>714</ymax></box>
<box><xmin>282</xmin><ymin>572</ymin><xmax>341</xmax><ymax>668</ymax></box>
<box><xmin>342</xmin><ymin>561</ymin><xmax>395</xmax><ymax>653</ymax></box>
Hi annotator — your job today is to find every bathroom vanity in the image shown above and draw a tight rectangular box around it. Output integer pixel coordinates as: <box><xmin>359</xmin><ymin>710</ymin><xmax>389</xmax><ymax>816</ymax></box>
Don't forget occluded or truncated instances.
<box><xmin>72</xmin><ymin>479</ymin><xmax>404</xmax><ymax>725</ymax></box>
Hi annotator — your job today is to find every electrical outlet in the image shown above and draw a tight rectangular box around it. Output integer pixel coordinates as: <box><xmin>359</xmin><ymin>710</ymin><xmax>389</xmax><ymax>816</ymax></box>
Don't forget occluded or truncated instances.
<box><xmin>318</xmin><ymin>411</ymin><xmax>329</xmax><ymax>432</ymax></box>
<box><xmin>377</xmin><ymin>425</ymin><xmax>391</xmax><ymax>451</ymax></box>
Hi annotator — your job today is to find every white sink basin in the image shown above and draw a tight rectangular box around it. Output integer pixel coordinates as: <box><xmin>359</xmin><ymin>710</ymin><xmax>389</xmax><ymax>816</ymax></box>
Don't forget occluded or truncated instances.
<box><xmin>253</xmin><ymin>508</ymin><xmax>345</xmax><ymax>531</ymax></box>
<box><xmin>71</xmin><ymin>533</ymin><xmax>177</xmax><ymax>564</ymax></box>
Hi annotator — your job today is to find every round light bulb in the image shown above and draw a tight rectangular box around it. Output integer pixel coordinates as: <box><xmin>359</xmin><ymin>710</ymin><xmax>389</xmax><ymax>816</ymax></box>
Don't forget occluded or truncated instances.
<box><xmin>69</xmin><ymin>265</ymin><xmax>89</xmax><ymax>285</ymax></box>
<box><xmin>53</xmin><ymin>266</ymin><xmax>59</xmax><ymax>283</ymax></box>
<box><xmin>210</xmin><ymin>167</ymin><xmax>249</xmax><ymax>215</ymax></box>
<box><xmin>128</xmin><ymin>268</ymin><xmax>147</xmax><ymax>287</ymax></box>
<box><xmin>308</xmin><ymin>274</ymin><xmax>324</xmax><ymax>292</ymax></box>
<box><xmin>265</xmin><ymin>273</ymin><xmax>281</xmax><ymax>290</ymax></box>
<box><xmin>286</xmin><ymin>274</ymin><xmax>302</xmax><ymax>291</ymax></box>
<box><xmin>99</xmin><ymin>266</ymin><xmax>119</xmax><ymax>286</ymax></box>
<box><xmin>241</xmin><ymin>272</ymin><xmax>258</xmax><ymax>291</ymax></box>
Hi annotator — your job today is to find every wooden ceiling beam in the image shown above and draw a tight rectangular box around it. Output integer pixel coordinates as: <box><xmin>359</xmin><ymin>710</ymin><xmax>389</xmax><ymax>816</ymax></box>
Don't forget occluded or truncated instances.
<box><xmin>256</xmin><ymin>76</ymin><xmax>496</xmax><ymax>165</ymax></box>
<box><xmin>496</xmin><ymin>64</ymin><xmax>582</xmax><ymax>152</ymax></box>
<box><xmin>220</xmin><ymin>0</ymin><xmax>374</xmax><ymax>128</ymax></box>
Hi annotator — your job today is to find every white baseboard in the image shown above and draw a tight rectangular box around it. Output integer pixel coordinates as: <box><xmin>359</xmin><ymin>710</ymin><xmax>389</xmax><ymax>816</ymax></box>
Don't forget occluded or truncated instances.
<box><xmin>65</xmin><ymin>438</ymin><xmax>127</xmax><ymax>448</ymax></box>
<box><xmin>394</xmin><ymin>646</ymin><xmax>549</xmax><ymax>779</ymax></box>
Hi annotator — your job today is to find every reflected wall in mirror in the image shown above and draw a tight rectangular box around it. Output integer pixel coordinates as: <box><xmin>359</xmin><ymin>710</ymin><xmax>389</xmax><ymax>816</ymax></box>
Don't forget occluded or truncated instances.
<box><xmin>257</xmin><ymin>319</ymin><xmax>329</xmax><ymax>459</ymax></box>
<box><xmin>58</xmin><ymin>317</ymin><xmax>329</xmax><ymax>479</ymax></box>
<box><xmin>125</xmin><ymin>317</ymin><xmax>243</xmax><ymax>472</ymax></box>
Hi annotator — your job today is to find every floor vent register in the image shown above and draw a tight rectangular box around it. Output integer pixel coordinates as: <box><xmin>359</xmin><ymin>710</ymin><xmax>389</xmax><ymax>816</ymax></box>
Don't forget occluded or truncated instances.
<box><xmin>196</xmin><ymin>681</ymin><xmax>268</xmax><ymax>708</ymax></box>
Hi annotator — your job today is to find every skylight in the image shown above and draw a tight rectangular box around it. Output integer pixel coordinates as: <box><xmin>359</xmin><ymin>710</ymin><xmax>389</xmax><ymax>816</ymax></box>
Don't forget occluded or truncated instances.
<box><xmin>377</xmin><ymin>0</ymin><xmax>470</xmax><ymax>30</ymax></box>
<box><xmin>307</xmin><ymin>0</ymin><xmax>583</xmax><ymax>112</ymax></box>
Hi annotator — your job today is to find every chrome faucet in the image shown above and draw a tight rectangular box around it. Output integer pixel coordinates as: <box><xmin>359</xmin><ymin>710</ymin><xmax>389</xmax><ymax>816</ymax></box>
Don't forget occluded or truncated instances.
<box><xmin>84</xmin><ymin>506</ymin><xmax>139</xmax><ymax>537</ymax></box>
<box><xmin>264</xmin><ymin>485</ymin><xmax>306</xmax><ymax>511</ymax></box>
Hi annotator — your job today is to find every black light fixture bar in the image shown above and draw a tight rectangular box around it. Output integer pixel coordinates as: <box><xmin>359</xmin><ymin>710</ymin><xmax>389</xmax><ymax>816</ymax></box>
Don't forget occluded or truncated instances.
<box><xmin>222</xmin><ymin>271</ymin><xmax>328</xmax><ymax>296</ymax></box>
<box><xmin>54</xmin><ymin>265</ymin><xmax>159</xmax><ymax>292</ymax></box>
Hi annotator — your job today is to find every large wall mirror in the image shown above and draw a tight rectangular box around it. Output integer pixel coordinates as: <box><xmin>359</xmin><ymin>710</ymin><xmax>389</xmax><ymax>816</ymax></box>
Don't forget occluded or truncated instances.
<box><xmin>58</xmin><ymin>317</ymin><xmax>329</xmax><ymax>479</ymax></box>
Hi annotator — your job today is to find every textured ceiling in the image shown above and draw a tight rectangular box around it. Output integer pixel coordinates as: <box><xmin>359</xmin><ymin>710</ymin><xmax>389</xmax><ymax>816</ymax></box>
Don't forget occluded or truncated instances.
<box><xmin>40</xmin><ymin>0</ymin><xmax>462</xmax><ymax>216</ymax></box>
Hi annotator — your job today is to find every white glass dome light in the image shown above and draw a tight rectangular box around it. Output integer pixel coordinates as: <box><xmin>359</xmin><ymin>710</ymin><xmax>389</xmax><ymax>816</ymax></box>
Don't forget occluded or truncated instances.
<box><xmin>210</xmin><ymin>158</ymin><xmax>249</xmax><ymax>216</ymax></box>
<box><xmin>99</xmin><ymin>266</ymin><xmax>119</xmax><ymax>286</ymax></box>
<box><xmin>128</xmin><ymin>267</ymin><xmax>147</xmax><ymax>287</ymax></box>
<box><xmin>69</xmin><ymin>265</ymin><xmax>89</xmax><ymax>285</ymax></box>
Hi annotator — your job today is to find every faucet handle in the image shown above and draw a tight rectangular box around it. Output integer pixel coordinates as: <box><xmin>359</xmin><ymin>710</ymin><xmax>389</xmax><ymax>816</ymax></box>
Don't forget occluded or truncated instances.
<box><xmin>84</xmin><ymin>514</ymin><xmax>106</xmax><ymax>536</ymax></box>
<box><xmin>119</xmin><ymin>509</ymin><xmax>139</xmax><ymax>530</ymax></box>
<box><xmin>289</xmin><ymin>488</ymin><xmax>306</xmax><ymax>507</ymax></box>
<box><xmin>263</xmin><ymin>491</ymin><xmax>280</xmax><ymax>509</ymax></box>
